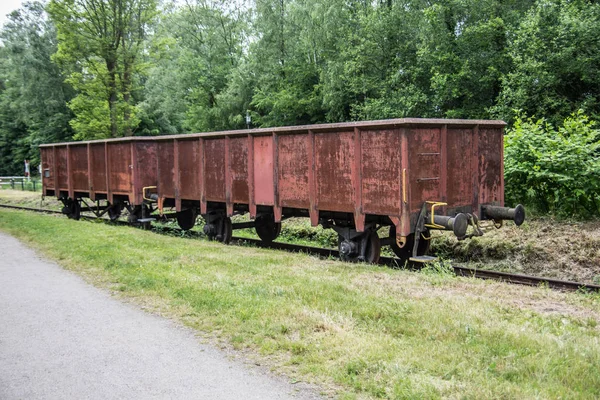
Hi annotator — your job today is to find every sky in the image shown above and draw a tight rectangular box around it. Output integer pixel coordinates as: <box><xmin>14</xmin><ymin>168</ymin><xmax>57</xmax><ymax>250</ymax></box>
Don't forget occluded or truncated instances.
<box><xmin>0</xmin><ymin>0</ymin><xmax>26</xmax><ymax>28</ymax></box>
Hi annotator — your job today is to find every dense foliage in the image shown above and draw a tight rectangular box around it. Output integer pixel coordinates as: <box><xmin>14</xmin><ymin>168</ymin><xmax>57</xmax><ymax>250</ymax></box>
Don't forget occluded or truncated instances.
<box><xmin>504</xmin><ymin>112</ymin><xmax>600</xmax><ymax>218</ymax></box>
<box><xmin>0</xmin><ymin>0</ymin><xmax>598</xmax><ymax>217</ymax></box>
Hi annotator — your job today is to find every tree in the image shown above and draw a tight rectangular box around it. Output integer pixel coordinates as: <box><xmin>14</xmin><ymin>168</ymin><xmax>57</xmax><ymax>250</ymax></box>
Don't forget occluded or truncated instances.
<box><xmin>138</xmin><ymin>0</ymin><xmax>247</xmax><ymax>134</ymax></box>
<box><xmin>48</xmin><ymin>0</ymin><xmax>158</xmax><ymax>139</ymax></box>
<box><xmin>494</xmin><ymin>0</ymin><xmax>600</xmax><ymax>124</ymax></box>
<box><xmin>0</xmin><ymin>1</ymin><xmax>73</xmax><ymax>175</ymax></box>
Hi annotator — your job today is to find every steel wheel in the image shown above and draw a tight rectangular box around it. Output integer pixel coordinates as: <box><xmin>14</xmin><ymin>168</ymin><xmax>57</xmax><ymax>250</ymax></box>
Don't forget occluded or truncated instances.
<box><xmin>255</xmin><ymin>214</ymin><xmax>282</xmax><ymax>243</ymax></box>
<box><xmin>389</xmin><ymin>225</ymin><xmax>430</xmax><ymax>261</ymax></box>
<box><xmin>338</xmin><ymin>231</ymin><xmax>381</xmax><ymax>264</ymax></box>
<box><xmin>108</xmin><ymin>202</ymin><xmax>123</xmax><ymax>221</ymax></box>
<box><xmin>63</xmin><ymin>198</ymin><xmax>81</xmax><ymax>220</ymax></box>
<box><xmin>206</xmin><ymin>217</ymin><xmax>232</xmax><ymax>244</ymax></box>
<box><xmin>176</xmin><ymin>208</ymin><xmax>197</xmax><ymax>231</ymax></box>
<box><xmin>219</xmin><ymin>217</ymin><xmax>232</xmax><ymax>244</ymax></box>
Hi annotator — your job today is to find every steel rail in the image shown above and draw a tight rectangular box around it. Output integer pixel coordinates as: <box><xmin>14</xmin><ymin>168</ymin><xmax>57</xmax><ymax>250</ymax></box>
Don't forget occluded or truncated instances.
<box><xmin>0</xmin><ymin>204</ymin><xmax>63</xmax><ymax>215</ymax></box>
<box><xmin>232</xmin><ymin>236</ymin><xmax>600</xmax><ymax>292</ymax></box>
<box><xmin>2</xmin><ymin>203</ymin><xmax>599</xmax><ymax>293</ymax></box>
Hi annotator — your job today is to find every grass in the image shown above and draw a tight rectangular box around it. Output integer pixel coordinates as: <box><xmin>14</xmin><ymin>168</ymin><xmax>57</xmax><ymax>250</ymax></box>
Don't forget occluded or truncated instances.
<box><xmin>0</xmin><ymin>179</ymin><xmax>42</xmax><ymax>192</ymax></box>
<box><xmin>1</xmin><ymin>208</ymin><xmax>600</xmax><ymax>399</ymax></box>
<box><xmin>0</xmin><ymin>188</ymin><xmax>62</xmax><ymax>209</ymax></box>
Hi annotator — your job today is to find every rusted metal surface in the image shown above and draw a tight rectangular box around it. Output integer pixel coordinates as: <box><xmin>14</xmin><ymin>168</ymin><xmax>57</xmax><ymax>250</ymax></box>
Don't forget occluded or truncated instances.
<box><xmin>446</xmin><ymin>128</ymin><xmax>473</xmax><ymax>210</ymax></box>
<box><xmin>278</xmin><ymin>134</ymin><xmax>309</xmax><ymax>210</ymax></box>
<box><xmin>134</xmin><ymin>141</ymin><xmax>158</xmax><ymax>205</ymax></box>
<box><xmin>90</xmin><ymin>143</ymin><xmax>106</xmax><ymax>194</ymax></box>
<box><xmin>157</xmin><ymin>141</ymin><xmax>175</xmax><ymax>201</ymax></box>
<box><xmin>40</xmin><ymin>147</ymin><xmax>54</xmax><ymax>192</ymax></box>
<box><xmin>70</xmin><ymin>145</ymin><xmax>88</xmax><ymax>194</ymax></box>
<box><xmin>204</xmin><ymin>138</ymin><xmax>226</xmax><ymax>202</ymax></box>
<box><xmin>230</xmin><ymin>136</ymin><xmax>249</xmax><ymax>205</ymax></box>
<box><xmin>177</xmin><ymin>139</ymin><xmax>200</xmax><ymax>204</ymax></box>
<box><xmin>478</xmin><ymin>127</ymin><xmax>503</xmax><ymax>206</ymax></box>
<box><xmin>108</xmin><ymin>143</ymin><xmax>132</xmax><ymax>194</ymax></box>
<box><xmin>40</xmin><ymin>118</ymin><xmax>506</xmax><ymax>241</ymax></box>
<box><xmin>315</xmin><ymin>130</ymin><xmax>355</xmax><ymax>213</ymax></box>
<box><xmin>361</xmin><ymin>128</ymin><xmax>401</xmax><ymax>216</ymax></box>
<box><xmin>253</xmin><ymin>135</ymin><xmax>274</xmax><ymax>207</ymax></box>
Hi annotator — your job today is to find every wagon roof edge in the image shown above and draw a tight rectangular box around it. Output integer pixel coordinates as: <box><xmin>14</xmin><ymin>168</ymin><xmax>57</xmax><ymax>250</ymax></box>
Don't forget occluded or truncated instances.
<box><xmin>39</xmin><ymin>117</ymin><xmax>507</xmax><ymax>147</ymax></box>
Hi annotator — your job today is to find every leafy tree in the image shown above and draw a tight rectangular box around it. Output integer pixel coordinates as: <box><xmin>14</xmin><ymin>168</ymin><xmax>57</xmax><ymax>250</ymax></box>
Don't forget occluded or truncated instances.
<box><xmin>0</xmin><ymin>1</ymin><xmax>73</xmax><ymax>175</ymax></box>
<box><xmin>139</xmin><ymin>0</ymin><xmax>247</xmax><ymax>134</ymax></box>
<box><xmin>48</xmin><ymin>0</ymin><xmax>158</xmax><ymax>139</ymax></box>
<box><xmin>494</xmin><ymin>0</ymin><xmax>600</xmax><ymax>124</ymax></box>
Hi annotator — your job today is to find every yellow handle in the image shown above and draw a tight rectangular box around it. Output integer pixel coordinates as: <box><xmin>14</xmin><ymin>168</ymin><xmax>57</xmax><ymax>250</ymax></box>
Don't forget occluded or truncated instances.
<box><xmin>142</xmin><ymin>186</ymin><xmax>157</xmax><ymax>201</ymax></box>
<box><xmin>424</xmin><ymin>201</ymin><xmax>447</xmax><ymax>230</ymax></box>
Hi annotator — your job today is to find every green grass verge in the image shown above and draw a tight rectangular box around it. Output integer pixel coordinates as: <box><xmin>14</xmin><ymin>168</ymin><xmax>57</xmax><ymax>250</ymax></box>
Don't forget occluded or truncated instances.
<box><xmin>0</xmin><ymin>180</ymin><xmax>42</xmax><ymax>192</ymax></box>
<box><xmin>1</xmin><ymin>209</ymin><xmax>599</xmax><ymax>399</ymax></box>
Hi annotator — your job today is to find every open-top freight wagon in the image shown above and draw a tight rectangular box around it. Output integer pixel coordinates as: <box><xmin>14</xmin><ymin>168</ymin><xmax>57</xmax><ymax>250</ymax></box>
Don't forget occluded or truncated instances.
<box><xmin>40</xmin><ymin>118</ymin><xmax>524</xmax><ymax>263</ymax></box>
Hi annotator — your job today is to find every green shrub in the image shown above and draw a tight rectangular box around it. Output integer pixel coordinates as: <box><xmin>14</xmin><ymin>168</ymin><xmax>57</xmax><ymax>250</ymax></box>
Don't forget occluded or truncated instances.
<box><xmin>504</xmin><ymin>111</ymin><xmax>600</xmax><ymax>218</ymax></box>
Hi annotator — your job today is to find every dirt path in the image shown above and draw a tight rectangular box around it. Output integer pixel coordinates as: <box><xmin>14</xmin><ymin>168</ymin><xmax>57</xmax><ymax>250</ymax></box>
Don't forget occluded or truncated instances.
<box><xmin>0</xmin><ymin>232</ymin><xmax>321</xmax><ymax>400</ymax></box>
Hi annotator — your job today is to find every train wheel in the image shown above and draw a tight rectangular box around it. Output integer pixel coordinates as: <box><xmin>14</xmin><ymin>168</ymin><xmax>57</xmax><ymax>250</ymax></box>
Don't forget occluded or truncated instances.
<box><xmin>62</xmin><ymin>198</ymin><xmax>81</xmax><ymax>220</ymax></box>
<box><xmin>108</xmin><ymin>202</ymin><xmax>123</xmax><ymax>221</ymax></box>
<box><xmin>205</xmin><ymin>216</ymin><xmax>232</xmax><ymax>244</ymax></box>
<box><xmin>176</xmin><ymin>208</ymin><xmax>197</xmax><ymax>231</ymax></box>
<box><xmin>220</xmin><ymin>217</ymin><xmax>232</xmax><ymax>244</ymax></box>
<box><xmin>389</xmin><ymin>225</ymin><xmax>430</xmax><ymax>262</ymax></box>
<box><xmin>338</xmin><ymin>231</ymin><xmax>381</xmax><ymax>264</ymax></box>
<box><xmin>255</xmin><ymin>214</ymin><xmax>281</xmax><ymax>243</ymax></box>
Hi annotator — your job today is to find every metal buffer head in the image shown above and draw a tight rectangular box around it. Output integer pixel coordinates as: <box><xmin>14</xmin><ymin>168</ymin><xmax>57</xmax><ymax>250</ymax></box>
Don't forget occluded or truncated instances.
<box><xmin>422</xmin><ymin>202</ymin><xmax>469</xmax><ymax>239</ymax></box>
<box><xmin>431</xmin><ymin>214</ymin><xmax>469</xmax><ymax>238</ymax></box>
<box><xmin>481</xmin><ymin>204</ymin><xmax>526</xmax><ymax>226</ymax></box>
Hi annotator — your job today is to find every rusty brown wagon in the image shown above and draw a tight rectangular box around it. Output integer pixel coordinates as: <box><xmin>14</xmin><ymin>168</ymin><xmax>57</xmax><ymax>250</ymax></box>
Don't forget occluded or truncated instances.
<box><xmin>40</xmin><ymin>118</ymin><xmax>524</xmax><ymax>263</ymax></box>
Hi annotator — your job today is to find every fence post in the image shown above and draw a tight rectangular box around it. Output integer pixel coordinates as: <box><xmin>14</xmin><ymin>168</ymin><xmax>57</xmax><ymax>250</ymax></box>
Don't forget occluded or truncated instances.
<box><xmin>33</xmin><ymin>180</ymin><xmax>37</xmax><ymax>191</ymax></box>
<box><xmin>21</xmin><ymin>180</ymin><xmax>24</xmax><ymax>190</ymax></box>
<box><xmin>11</xmin><ymin>179</ymin><xmax>14</xmax><ymax>189</ymax></box>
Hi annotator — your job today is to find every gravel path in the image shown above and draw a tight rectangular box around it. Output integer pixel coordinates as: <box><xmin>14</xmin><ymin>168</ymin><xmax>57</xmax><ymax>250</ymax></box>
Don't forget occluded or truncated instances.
<box><xmin>0</xmin><ymin>232</ymin><xmax>322</xmax><ymax>400</ymax></box>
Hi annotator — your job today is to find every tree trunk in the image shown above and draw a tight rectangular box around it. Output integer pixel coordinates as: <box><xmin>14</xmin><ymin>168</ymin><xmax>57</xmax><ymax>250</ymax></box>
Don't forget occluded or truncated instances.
<box><xmin>106</xmin><ymin>59</ymin><xmax>118</xmax><ymax>138</ymax></box>
<box><xmin>122</xmin><ymin>57</ymin><xmax>132</xmax><ymax>137</ymax></box>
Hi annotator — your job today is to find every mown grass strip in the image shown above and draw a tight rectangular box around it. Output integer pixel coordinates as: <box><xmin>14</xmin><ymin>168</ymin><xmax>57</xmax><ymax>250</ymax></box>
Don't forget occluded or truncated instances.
<box><xmin>1</xmin><ymin>209</ymin><xmax>599</xmax><ymax>399</ymax></box>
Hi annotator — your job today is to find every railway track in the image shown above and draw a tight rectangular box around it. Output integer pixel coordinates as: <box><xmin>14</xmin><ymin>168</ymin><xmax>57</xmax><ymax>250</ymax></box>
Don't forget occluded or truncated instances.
<box><xmin>2</xmin><ymin>203</ymin><xmax>599</xmax><ymax>293</ymax></box>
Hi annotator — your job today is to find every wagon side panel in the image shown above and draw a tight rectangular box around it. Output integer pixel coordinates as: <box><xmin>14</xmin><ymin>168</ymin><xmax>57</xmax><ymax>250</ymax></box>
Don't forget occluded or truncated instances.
<box><xmin>107</xmin><ymin>143</ymin><xmax>133</xmax><ymax>195</ymax></box>
<box><xmin>361</xmin><ymin>129</ymin><xmax>402</xmax><ymax>216</ymax></box>
<box><xmin>230</xmin><ymin>137</ymin><xmax>249</xmax><ymax>204</ymax></box>
<box><xmin>157</xmin><ymin>141</ymin><xmax>175</xmax><ymax>199</ymax></box>
<box><xmin>478</xmin><ymin>127</ymin><xmax>504</xmax><ymax>207</ymax></box>
<box><xmin>253</xmin><ymin>135</ymin><xmax>274</xmax><ymax>206</ymax></box>
<box><xmin>56</xmin><ymin>147</ymin><xmax>68</xmax><ymax>193</ymax></box>
<box><xmin>134</xmin><ymin>141</ymin><xmax>158</xmax><ymax>204</ymax></box>
<box><xmin>278</xmin><ymin>134</ymin><xmax>309</xmax><ymax>209</ymax></box>
<box><xmin>408</xmin><ymin>127</ymin><xmax>442</xmax><ymax>213</ymax></box>
<box><xmin>446</xmin><ymin>128</ymin><xmax>474</xmax><ymax>211</ymax></box>
<box><xmin>90</xmin><ymin>143</ymin><xmax>107</xmax><ymax>194</ymax></box>
<box><xmin>70</xmin><ymin>145</ymin><xmax>89</xmax><ymax>193</ymax></box>
<box><xmin>204</xmin><ymin>138</ymin><xmax>226</xmax><ymax>202</ymax></box>
<box><xmin>178</xmin><ymin>139</ymin><xmax>199</xmax><ymax>201</ymax></box>
<box><xmin>41</xmin><ymin>147</ymin><xmax>55</xmax><ymax>195</ymax></box>
<box><xmin>314</xmin><ymin>131</ymin><xmax>355</xmax><ymax>213</ymax></box>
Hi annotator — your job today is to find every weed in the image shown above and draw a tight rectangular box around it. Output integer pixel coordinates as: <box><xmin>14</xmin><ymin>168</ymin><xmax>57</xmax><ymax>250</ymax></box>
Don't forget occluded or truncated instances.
<box><xmin>420</xmin><ymin>259</ymin><xmax>454</xmax><ymax>276</ymax></box>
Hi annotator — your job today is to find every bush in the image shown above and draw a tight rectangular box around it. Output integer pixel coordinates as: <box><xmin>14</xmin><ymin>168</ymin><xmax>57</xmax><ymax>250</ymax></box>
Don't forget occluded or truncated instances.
<box><xmin>504</xmin><ymin>111</ymin><xmax>600</xmax><ymax>218</ymax></box>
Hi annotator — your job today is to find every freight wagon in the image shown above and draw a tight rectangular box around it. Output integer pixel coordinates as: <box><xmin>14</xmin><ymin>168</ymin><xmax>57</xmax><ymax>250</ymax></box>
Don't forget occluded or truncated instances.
<box><xmin>40</xmin><ymin>118</ymin><xmax>524</xmax><ymax>263</ymax></box>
